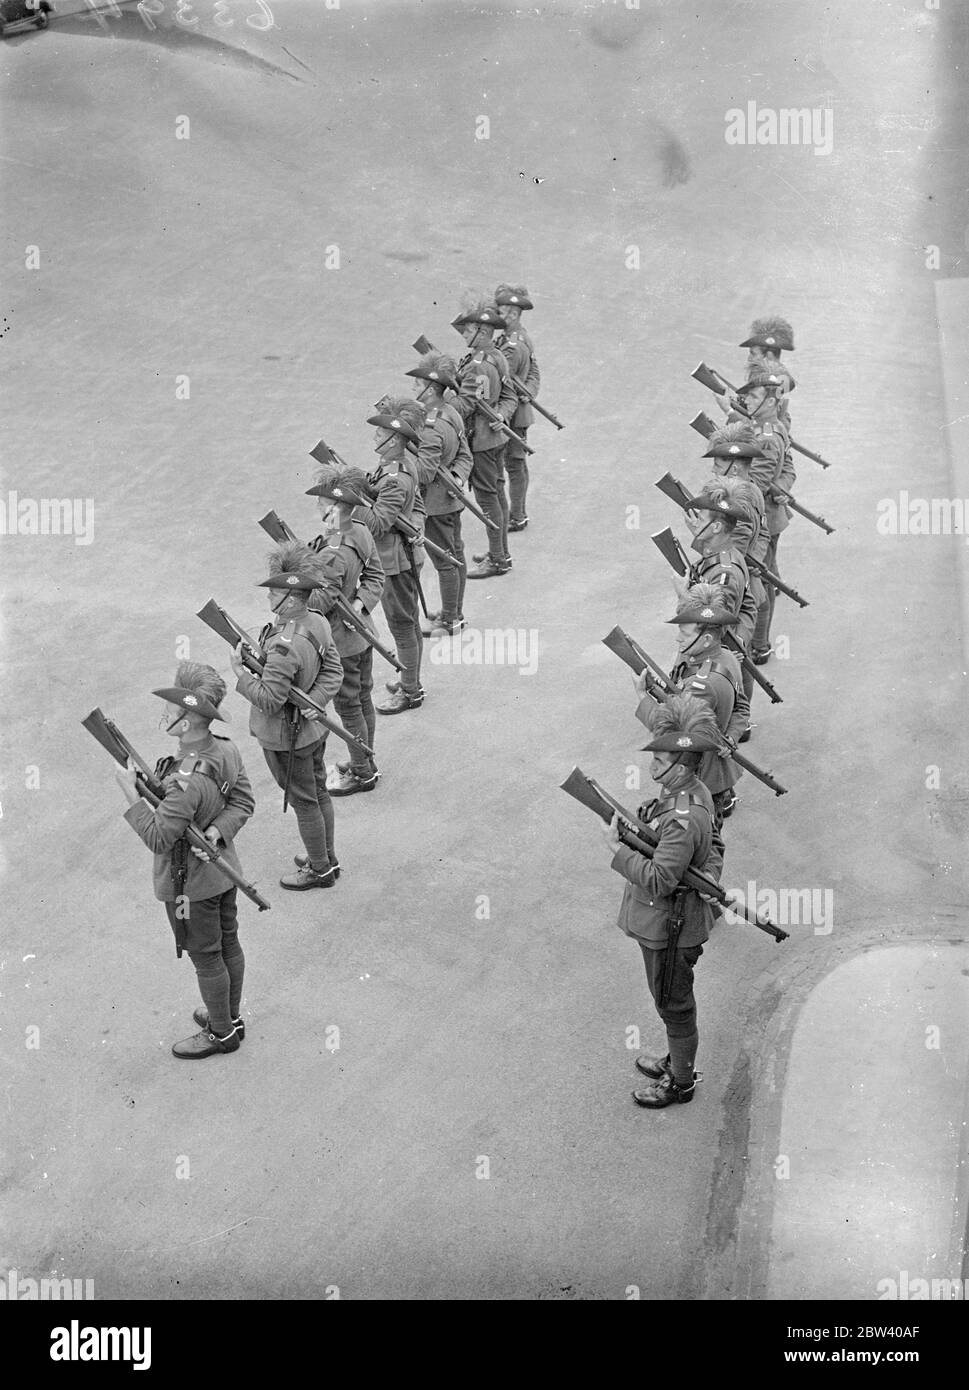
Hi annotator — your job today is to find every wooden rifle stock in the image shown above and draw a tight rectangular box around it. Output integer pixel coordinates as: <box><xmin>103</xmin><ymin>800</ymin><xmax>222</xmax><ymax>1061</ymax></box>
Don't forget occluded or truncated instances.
<box><xmin>81</xmin><ymin>708</ymin><xmax>271</xmax><ymax>911</ymax></box>
<box><xmin>195</xmin><ymin>600</ymin><xmax>374</xmax><ymax>759</ymax></box>
<box><xmin>559</xmin><ymin>767</ymin><xmax>788</xmax><ymax>941</ymax></box>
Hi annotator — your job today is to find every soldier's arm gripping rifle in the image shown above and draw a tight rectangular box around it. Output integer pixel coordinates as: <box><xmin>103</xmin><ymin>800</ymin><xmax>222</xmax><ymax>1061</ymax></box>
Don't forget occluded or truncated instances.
<box><xmin>691</xmin><ymin>361</ymin><xmax>832</xmax><ymax>469</ymax></box>
<box><xmin>195</xmin><ymin>600</ymin><xmax>374</xmax><ymax>760</ymax></box>
<box><xmin>311</xmin><ymin>438</ymin><xmax>461</xmax><ymax>567</ymax></box>
<box><xmin>654</xmin><ymin>472</ymin><xmax>809</xmax><ymax>609</ymax></box>
<box><xmin>559</xmin><ymin>767</ymin><xmax>788</xmax><ymax>941</ymax></box>
<box><xmin>81</xmin><ymin>708</ymin><xmax>271</xmax><ymax>911</ymax></box>
<box><xmin>601</xmin><ymin>627</ymin><xmax>788</xmax><ymax>796</ymax></box>
<box><xmin>257</xmin><ymin>511</ymin><xmax>403</xmax><ymax>672</ymax></box>
<box><xmin>650</xmin><ymin>527</ymin><xmax>783</xmax><ymax>705</ymax></box>
<box><xmin>412</xmin><ymin>335</ymin><xmax>535</xmax><ymax>455</ymax></box>
<box><xmin>687</xmin><ymin>413</ymin><xmax>835</xmax><ymax>534</ymax></box>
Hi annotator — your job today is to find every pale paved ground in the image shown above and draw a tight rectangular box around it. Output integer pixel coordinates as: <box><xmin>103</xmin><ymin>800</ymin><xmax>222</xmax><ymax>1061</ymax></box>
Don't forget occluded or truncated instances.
<box><xmin>1</xmin><ymin>0</ymin><xmax>967</xmax><ymax>1300</ymax></box>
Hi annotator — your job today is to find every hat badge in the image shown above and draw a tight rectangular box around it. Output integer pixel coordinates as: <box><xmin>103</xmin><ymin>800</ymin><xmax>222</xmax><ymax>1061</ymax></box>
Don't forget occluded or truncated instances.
<box><xmin>390</xmin><ymin>418</ymin><xmax>400</xmax><ymax>428</ymax></box>
<box><xmin>700</xmin><ymin>607</ymin><xmax>714</xmax><ymax>619</ymax></box>
<box><xmin>765</xmin><ymin>336</ymin><xmax>776</xmax><ymax>345</ymax></box>
<box><xmin>184</xmin><ymin>694</ymin><xmax>198</xmax><ymax>706</ymax></box>
<box><xmin>717</xmin><ymin>500</ymin><xmax>729</xmax><ymax>510</ymax></box>
<box><xmin>728</xmin><ymin>445</ymin><xmax>741</xmax><ymax>454</ymax></box>
<box><xmin>676</xmin><ymin>736</ymin><xmax>692</xmax><ymax>748</ymax></box>
<box><xmin>429</xmin><ymin>371</ymin><xmax>439</xmax><ymax>380</ymax></box>
<box><xmin>286</xmin><ymin>575</ymin><xmax>300</xmax><ymax>586</ymax></box>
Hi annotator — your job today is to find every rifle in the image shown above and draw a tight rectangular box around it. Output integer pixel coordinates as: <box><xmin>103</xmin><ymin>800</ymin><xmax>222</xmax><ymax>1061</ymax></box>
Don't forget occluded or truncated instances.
<box><xmin>311</xmin><ymin>438</ymin><xmax>461</xmax><ymax>567</ymax></box>
<box><xmin>257</xmin><ymin>511</ymin><xmax>403</xmax><ymax>672</ymax></box>
<box><xmin>654</xmin><ymin>472</ymin><xmax>810</xmax><ymax>609</ymax></box>
<box><xmin>418</xmin><ymin>333</ymin><xmax>565</xmax><ymax>431</ymax></box>
<box><xmin>196</xmin><ymin>600</ymin><xmax>374</xmax><ymax>760</ymax></box>
<box><xmin>82</xmin><ymin>708</ymin><xmax>271</xmax><ymax>912</ymax></box>
<box><xmin>691</xmin><ymin>361</ymin><xmax>832</xmax><ymax>469</ymax></box>
<box><xmin>601</xmin><ymin>626</ymin><xmax>788</xmax><ymax>796</ymax></box>
<box><xmin>412</xmin><ymin>335</ymin><xmax>535</xmax><ymax>454</ymax></box>
<box><xmin>688</xmin><ymin>412</ymin><xmax>835</xmax><ymax>534</ymax></box>
<box><xmin>650</xmin><ymin>528</ymin><xmax>783</xmax><ymax>705</ymax></box>
<box><xmin>560</xmin><ymin>767</ymin><xmax>788</xmax><ymax>941</ymax></box>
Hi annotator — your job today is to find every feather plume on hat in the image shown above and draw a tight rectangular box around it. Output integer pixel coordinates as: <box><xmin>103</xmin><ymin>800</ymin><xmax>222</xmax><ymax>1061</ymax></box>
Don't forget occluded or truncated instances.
<box><xmin>707</xmin><ymin>420</ymin><xmax>758</xmax><ymax>452</ymax></box>
<box><xmin>416</xmin><ymin>350</ymin><xmax>458</xmax><ymax>379</ymax></box>
<box><xmin>700</xmin><ymin>474</ymin><xmax>757</xmax><ymax>521</ymax></box>
<box><xmin>266</xmin><ymin>540</ymin><xmax>326</xmax><ymax>586</ymax></box>
<box><xmin>172</xmin><ymin>661</ymin><xmax>226</xmax><ymax>711</ymax></box>
<box><xmin>378</xmin><ymin>396</ymin><xmax>426</xmax><ymax>431</ymax></box>
<box><xmin>748</xmin><ymin>315</ymin><xmax>794</xmax><ymax>350</ymax></box>
<box><xmin>646</xmin><ymin>692</ymin><xmax>720</xmax><ymax>744</ymax></box>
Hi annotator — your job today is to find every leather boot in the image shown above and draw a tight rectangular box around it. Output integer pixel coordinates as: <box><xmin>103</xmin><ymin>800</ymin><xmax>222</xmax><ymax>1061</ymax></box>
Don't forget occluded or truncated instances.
<box><xmin>172</xmin><ymin>1026</ymin><xmax>240</xmax><ymax>1060</ymax></box>
<box><xmin>635</xmin><ymin>1053</ymin><xmax>671</xmax><ymax>1080</ymax></box>
<box><xmin>376</xmin><ymin>688</ymin><xmax>424</xmax><ymax>714</ymax></box>
<box><xmin>194</xmin><ymin>1008</ymin><xmax>245</xmax><ymax>1041</ymax></box>
<box><xmin>632</xmin><ymin>1075</ymin><xmax>696</xmax><ymax>1107</ymax></box>
<box><xmin>279</xmin><ymin>862</ymin><xmax>336</xmax><ymax>890</ymax></box>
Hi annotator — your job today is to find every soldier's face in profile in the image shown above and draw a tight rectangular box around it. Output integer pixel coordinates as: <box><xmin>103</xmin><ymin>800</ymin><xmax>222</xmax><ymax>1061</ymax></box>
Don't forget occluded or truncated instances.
<box><xmin>460</xmin><ymin>323</ymin><xmax>477</xmax><ymax>345</ymax></box>
<box><xmin>741</xmin><ymin>385</ymin><xmax>767</xmax><ymax>413</ymax></box>
<box><xmin>319</xmin><ymin>503</ymin><xmax>338</xmax><ymax>536</ymax></box>
<box><xmin>747</xmin><ymin>346</ymin><xmax>766</xmax><ymax>369</ymax></box>
<box><xmin>677</xmin><ymin>621</ymin><xmax>700</xmax><ymax>653</ymax></box>
<box><xmin>162</xmin><ymin>703</ymin><xmax>186</xmax><ymax>735</ymax></box>
<box><xmin>650</xmin><ymin>751</ymin><xmax>678</xmax><ymax>782</ymax></box>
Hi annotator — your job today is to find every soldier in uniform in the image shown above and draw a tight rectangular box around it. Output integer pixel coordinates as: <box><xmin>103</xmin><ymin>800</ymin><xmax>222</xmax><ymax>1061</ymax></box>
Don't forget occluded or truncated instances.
<box><xmin>728</xmin><ymin>371</ymin><xmax>795</xmax><ymax>664</ymax></box>
<box><xmin>494</xmin><ymin>283</ymin><xmax>540</xmax><ymax>532</ymax></box>
<box><xmin>353</xmin><ymin>401</ymin><xmax>428</xmax><ymax>713</ymax></box>
<box><xmin>682</xmin><ymin>484</ymin><xmax>759</xmax><ymax>651</ymax></box>
<box><xmin>304</xmin><ymin>475</ymin><xmax>386</xmax><ymax>795</ymax></box>
<box><xmin>660</xmin><ymin>582</ymin><xmax>749</xmax><ymax>826</ymax></box>
<box><xmin>740</xmin><ymin>316</ymin><xmax>795</xmax><ymax>431</ymax></box>
<box><xmin>601</xmin><ymin>694</ymin><xmax>735</xmax><ymax>1108</ymax></box>
<box><xmin>702</xmin><ymin>424</ymin><xmax>772</xmax><ymax>714</ymax></box>
<box><xmin>405</xmin><ymin>351</ymin><xmax>473</xmax><ymax>637</ymax></box>
<box><xmin>230</xmin><ymin>544</ymin><xmax>344</xmax><ymax>890</ymax></box>
<box><xmin>114</xmin><ymin>662</ymin><xmax>255</xmax><ymax>1059</ymax></box>
<box><xmin>451</xmin><ymin>297</ymin><xmax>518</xmax><ymax>579</ymax></box>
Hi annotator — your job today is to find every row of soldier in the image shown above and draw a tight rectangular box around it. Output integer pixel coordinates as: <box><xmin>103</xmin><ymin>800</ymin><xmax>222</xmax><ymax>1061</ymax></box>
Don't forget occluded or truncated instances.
<box><xmin>591</xmin><ymin>316</ymin><xmax>828</xmax><ymax>1109</ymax></box>
<box><xmin>103</xmin><ymin>284</ymin><xmax>549</xmax><ymax>1059</ymax></box>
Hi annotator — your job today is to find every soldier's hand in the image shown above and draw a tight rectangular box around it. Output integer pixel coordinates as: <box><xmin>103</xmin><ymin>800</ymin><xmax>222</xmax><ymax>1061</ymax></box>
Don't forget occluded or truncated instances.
<box><xmin>115</xmin><ymin>765</ymin><xmax>138</xmax><ymax>792</ymax></box>
<box><xmin>714</xmin><ymin>390</ymin><xmax>734</xmax><ymax>416</ymax></box>
<box><xmin>302</xmin><ymin>707</ymin><xmax>320</xmax><ymax>721</ymax></box>
<box><xmin>229</xmin><ymin>642</ymin><xmax>246</xmax><ymax>676</ymax></box>
<box><xmin>352</xmin><ymin>598</ymin><xmax>366</xmax><ymax>615</ymax></box>
<box><xmin>601</xmin><ymin>811</ymin><xmax>622</xmax><ymax>852</ymax></box>
<box><xmin>191</xmin><ymin>826</ymin><xmax>222</xmax><ymax>862</ymax></box>
<box><xmin>634</xmin><ymin>670</ymin><xmax>650</xmax><ymax>698</ymax></box>
<box><xmin>718</xmin><ymin>736</ymin><xmax>737</xmax><ymax>758</ymax></box>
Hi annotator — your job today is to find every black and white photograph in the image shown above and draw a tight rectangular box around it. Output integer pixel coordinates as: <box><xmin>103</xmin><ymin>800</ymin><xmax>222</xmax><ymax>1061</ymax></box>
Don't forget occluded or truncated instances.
<box><xmin>2</xmin><ymin>0</ymin><xmax>966</xmax><ymax>1345</ymax></box>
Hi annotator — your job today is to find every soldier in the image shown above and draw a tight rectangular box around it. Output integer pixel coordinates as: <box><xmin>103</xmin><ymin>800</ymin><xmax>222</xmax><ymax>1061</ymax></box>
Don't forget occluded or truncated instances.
<box><xmin>701</xmin><ymin>425</ymin><xmax>775</xmax><ymax>710</ymax></box>
<box><xmin>494</xmin><ymin>283</ymin><xmax>540</xmax><ymax>532</ymax></box>
<box><xmin>728</xmin><ymin>371</ymin><xmax>795</xmax><ymax>664</ymax></box>
<box><xmin>114</xmin><ymin>662</ymin><xmax>255</xmax><ymax>1059</ymax></box>
<box><xmin>601</xmin><ymin>694</ymin><xmax>736</xmax><ymax>1109</ymax></box>
<box><xmin>354</xmin><ymin>400</ymin><xmax>428</xmax><ymax>713</ymax></box>
<box><xmin>230</xmin><ymin>543</ymin><xmax>344</xmax><ymax>890</ymax></box>
<box><xmin>740</xmin><ymin>316</ymin><xmax>795</xmax><ymax>430</ymax></box>
<box><xmin>682</xmin><ymin>482</ymin><xmax>759</xmax><ymax>651</ymax></box>
<box><xmin>304</xmin><ymin>475</ymin><xmax>385</xmax><ymax>795</ymax></box>
<box><xmin>405</xmin><ymin>351</ymin><xmax>473</xmax><ymax>637</ymax></box>
<box><xmin>663</xmin><ymin>582</ymin><xmax>749</xmax><ymax>827</ymax></box>
<box><xmin>451</xmin><ymin>296</ymin><xmax>518</xmax><ymax>579</ymax></box>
